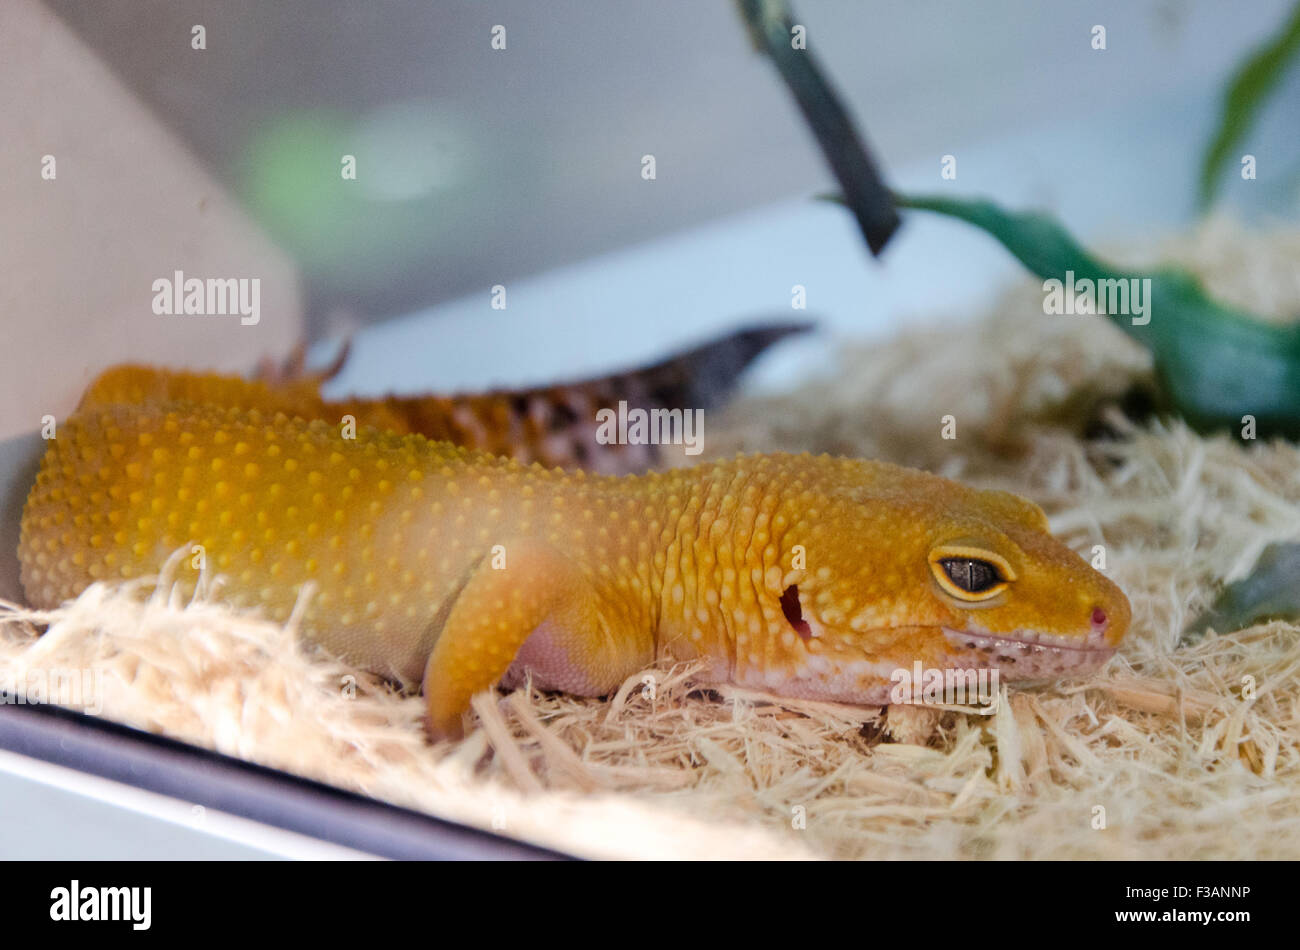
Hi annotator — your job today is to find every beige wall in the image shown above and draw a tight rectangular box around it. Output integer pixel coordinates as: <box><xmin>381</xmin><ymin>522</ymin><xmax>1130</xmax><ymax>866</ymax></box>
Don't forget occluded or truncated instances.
<box><xmin>0</xmin><ymin>0</ymin><xmax>302</xmax><ymax>441</ymax></box>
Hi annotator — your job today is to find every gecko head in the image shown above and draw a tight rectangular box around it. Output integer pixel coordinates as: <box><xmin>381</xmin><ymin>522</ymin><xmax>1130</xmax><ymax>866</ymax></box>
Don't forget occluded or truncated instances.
<box><xmin>754</xmin><ymin>455</ymin><xmax>1130</xmax><ymax>704</ymax></box>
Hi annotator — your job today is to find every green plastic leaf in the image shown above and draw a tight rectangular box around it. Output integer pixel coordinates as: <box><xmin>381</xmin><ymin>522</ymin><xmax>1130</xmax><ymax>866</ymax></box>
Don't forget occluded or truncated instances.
<box><xmin>882</xmin><ymin>192</ymin><xmax>1300</xmax><ymax>437</ymax></box>
<box><xmin>1199</xmin><ymin>1</ymin><xmax>1300</xmax><ymax>208</ymax></box>
<box><xmin>1185</xmin><ymin>543</ymin><xmax>1300</xmax><ymax>637</ymax></box>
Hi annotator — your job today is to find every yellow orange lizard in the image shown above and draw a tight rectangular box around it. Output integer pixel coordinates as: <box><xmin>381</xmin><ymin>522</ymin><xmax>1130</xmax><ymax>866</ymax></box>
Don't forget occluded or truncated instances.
<box><xmin>18</xmin><ymin>365</ymin><xmax>1130</xmax><ymax>738</ymax></box>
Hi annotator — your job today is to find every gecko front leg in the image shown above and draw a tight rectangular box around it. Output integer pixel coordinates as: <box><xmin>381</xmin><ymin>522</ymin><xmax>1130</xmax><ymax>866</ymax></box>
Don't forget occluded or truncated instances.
<box><xmin>422</xmin><ymin>538</ymin><xmax>651</xmax><ymax>739</ymax></box>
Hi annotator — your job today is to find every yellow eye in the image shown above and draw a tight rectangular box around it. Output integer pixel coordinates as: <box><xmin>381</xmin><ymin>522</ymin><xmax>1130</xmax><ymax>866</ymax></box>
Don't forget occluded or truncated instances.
<box><xmin>929</xmin><ymin>546</ymin><xmax>1014</xmax><ymax>602</ymax></box>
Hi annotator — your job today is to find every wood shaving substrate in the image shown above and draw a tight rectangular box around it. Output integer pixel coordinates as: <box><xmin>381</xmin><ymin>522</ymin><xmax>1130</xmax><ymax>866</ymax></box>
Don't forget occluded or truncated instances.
<box><xmin>3</xmin><ymin>216</ymin><xmax>1299</xmax><ymax>860</ymax></box>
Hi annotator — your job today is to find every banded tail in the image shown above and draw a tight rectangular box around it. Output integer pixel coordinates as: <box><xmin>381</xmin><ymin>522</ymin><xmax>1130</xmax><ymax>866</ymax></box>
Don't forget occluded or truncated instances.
<box><xmin>85</xmin><ymin>322</ymin><xmax>810</xmax><ymax>476</ymax></box>
<box><xmin>329</xmin><ymin>321</ymin><xmax>812</xmax><ymax>473</ymax></box>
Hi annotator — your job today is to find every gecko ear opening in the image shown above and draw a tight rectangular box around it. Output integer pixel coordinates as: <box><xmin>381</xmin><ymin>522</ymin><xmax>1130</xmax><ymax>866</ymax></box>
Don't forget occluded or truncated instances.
<box><xmin>780</xmin><ymin>585</ymin><xmax>813</xmax><ymax>642</ymax></box>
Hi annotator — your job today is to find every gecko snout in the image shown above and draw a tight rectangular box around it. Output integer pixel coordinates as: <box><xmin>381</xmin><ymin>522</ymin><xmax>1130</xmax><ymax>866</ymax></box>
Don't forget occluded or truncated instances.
<box><xmin>1087</xmin><ymin>582</ymin><xmax>1132</xmax><ymax>647</ymax></box>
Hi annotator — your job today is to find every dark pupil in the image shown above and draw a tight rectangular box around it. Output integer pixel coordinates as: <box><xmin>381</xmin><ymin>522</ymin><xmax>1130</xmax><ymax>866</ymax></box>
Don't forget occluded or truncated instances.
<box><xmin>940</xmin><ymin>558</ymin><xmax>1000</xmax><ymax>593</ymax></box>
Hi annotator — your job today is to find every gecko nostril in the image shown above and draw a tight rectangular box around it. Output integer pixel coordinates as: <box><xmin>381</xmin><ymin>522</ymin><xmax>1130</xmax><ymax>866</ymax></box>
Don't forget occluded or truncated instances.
<box><xmin>1091</xmin><ymin>606</ymin><xmax>1108</xmax><ymax>629</ymax></box>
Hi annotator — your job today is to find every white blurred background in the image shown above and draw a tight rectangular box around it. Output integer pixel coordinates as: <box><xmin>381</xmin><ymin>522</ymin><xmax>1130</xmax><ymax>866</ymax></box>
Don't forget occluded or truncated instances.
<box><xmin>38</xmin><ymin>0</ymin><xmax>1300</xmax><ymax>394</ymax></box>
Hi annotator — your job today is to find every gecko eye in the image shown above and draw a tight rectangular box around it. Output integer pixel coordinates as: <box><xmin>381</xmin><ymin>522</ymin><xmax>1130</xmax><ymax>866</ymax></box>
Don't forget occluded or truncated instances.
<box><xmin>939</xmin><ymin>558</ymin><xmax>1000</xmax><ymax>592</ymax></box>
<box><xmin>929</xmin><ymin>546</ymin><xmax>1014</xmax><ymax>602</ymax></box>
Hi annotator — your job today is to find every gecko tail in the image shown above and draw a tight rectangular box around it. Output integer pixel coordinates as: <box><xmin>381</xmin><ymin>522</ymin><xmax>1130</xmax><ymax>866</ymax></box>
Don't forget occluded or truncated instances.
<box><xmin>339</xmin><ymin>320</ymin><xmax>812</xmax><ymax>473</ymax></box>
<box><xmin>597</xmin><ymin>320</ymin><xmax>815</xmax><ymax>412</ymax></box>
<box><xmin>472</xmin><ymin>320</ymin><xmax>815</xmax><ymax>473</ymax></box>
<box><xmin>74</xmin><ymin>322</ymin><xmax>809</xmax><ymax>478</ymax></box>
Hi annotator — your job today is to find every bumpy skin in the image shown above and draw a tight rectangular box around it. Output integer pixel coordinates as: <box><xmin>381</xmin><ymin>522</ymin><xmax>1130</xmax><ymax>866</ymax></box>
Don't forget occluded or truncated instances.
<box><xmin>20</xmin><ymin>369</ymin><xmax>1131</xmax><ymax>738</ymax></box>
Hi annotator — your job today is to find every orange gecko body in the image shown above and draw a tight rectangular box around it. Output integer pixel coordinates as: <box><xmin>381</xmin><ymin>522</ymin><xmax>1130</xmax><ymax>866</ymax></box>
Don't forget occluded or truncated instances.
<box><xmin>19</xmin><ymin>366</ymin><xmax>1131</xmax><ymax>737</ymax></box>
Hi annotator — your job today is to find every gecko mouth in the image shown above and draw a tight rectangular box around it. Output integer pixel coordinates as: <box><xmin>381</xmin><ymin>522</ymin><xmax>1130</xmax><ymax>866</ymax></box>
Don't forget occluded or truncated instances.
<box><xmin>941</xmin><ymin>627</ymin><xmax>1115</xmax><ymax>679</ymax></box>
